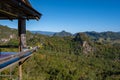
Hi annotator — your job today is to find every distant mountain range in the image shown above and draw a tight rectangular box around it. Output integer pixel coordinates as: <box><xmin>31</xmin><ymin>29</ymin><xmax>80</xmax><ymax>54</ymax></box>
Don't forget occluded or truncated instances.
<box><xmin>31</xmin><ymin>30</ymin><xmax>120</xmax><ymax>38</ymax></box>
<box><xmin>0</xmin><ymin>25</ymin><xmax>120</xmax><ymax>42</ymax></box>
<box><xmin>31</xmin><ymin>30</ymin><xmax>73</xmax><ymax>37</ymax></box>
<box><xmin>85</xmin><ymin>31</ymin><xmax>120</xmax><ymax>40</ymax></box>
<box><xmin>31</xmin><ymin>31</ymin><xmax>56</xmax><ymax>36</ymax></box>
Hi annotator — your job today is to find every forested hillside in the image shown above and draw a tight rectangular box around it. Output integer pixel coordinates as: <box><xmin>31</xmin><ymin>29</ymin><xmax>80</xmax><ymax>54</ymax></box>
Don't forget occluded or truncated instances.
<box><xmin>0</xmin><ymin>25</ymin><xmax>120</xmax><ymax>80</ymax></box>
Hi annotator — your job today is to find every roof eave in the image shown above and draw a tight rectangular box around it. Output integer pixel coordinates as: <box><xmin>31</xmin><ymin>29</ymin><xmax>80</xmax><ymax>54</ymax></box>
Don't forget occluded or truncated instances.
<box><xmin>0</xmin><ymin>0</ymin><xmax>42</xmax><ymax>20</ymax></box>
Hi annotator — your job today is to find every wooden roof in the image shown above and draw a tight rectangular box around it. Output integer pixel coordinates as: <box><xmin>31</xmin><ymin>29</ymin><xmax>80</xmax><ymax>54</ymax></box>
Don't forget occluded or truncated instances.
<box><xmin>21</xmin><ymin>0</ymin><xmax>32</xmax><ymax>7</ymax></box>
<box><xmin>0</xmin><ymin>0</ymin><xmax>41</xmax><ymax>20</ymax></box>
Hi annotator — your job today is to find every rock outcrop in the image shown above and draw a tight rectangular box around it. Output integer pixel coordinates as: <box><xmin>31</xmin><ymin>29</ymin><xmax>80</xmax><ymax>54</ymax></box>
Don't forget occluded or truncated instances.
<box><xmin>82</xmin><ymin>41</ymin><xmax>93</xmax><ymax>54</ymax></box>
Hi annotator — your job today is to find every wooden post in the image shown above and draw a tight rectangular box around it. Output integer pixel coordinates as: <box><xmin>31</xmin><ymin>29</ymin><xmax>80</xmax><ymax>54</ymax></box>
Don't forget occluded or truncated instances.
<box><xmin>18</xmin><ymin>62</ymin><xmax>22</xmax><ymax>80</ymax></box>
<box><xmin>18</xmin><ymin>19</ymin><xmax>27</xmax><ymax>50</ymax></box>
<box><xmin>18</xmin><ymin>19</ymin><xmax>26</xmax><ymax>80</ymax></box>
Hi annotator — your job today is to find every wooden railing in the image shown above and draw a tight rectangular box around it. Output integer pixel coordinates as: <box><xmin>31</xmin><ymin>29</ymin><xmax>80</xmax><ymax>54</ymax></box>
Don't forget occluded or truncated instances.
<box><xmin>0</xmin><ymin>46</ymin><xmax>38</xmax><ymax>72</ymax></box>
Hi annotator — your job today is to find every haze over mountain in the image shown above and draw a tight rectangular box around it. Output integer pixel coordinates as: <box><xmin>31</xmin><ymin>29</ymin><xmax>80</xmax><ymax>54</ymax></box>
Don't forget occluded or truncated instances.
<box><xmin>31</xmin><ymin>31</ymin><xmax>56</xmax><ymax>36</ymax></box>
<box><xmin>31</xmin><ymin>30</ymin><xmax>120</xmax><ymax>41</ymax></box>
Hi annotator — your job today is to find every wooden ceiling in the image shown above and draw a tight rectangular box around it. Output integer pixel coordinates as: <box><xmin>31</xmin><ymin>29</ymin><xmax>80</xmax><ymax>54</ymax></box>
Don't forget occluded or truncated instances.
<box><xmin>0</xmin><ymin>0</ymin><xmax>41</xmax><ymax>20</ymax></box>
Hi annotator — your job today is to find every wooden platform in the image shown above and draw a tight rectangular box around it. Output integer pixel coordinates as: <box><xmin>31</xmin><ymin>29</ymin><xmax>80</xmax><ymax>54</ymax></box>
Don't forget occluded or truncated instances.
<box><xmin>0</xmin><ymin>47</ymin><xmax>38</xmax><ymax>72</ymax></box>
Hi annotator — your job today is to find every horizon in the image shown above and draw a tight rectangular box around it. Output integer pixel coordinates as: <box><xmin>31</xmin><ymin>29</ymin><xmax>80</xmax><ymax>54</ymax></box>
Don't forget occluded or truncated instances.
<box><xmin>0</xmin><ymin>0</ymin><xmax>120</xmax><ymax>33</ymax></box>
<box><xmin>31</xmin><ymin>29</ymin><xmax>120</xmax><ymax>34</ymax></box>
<box><xmin>1</xmin><ymin>24</ymin><xmax>120</xmax><ymax>34</ymax></box>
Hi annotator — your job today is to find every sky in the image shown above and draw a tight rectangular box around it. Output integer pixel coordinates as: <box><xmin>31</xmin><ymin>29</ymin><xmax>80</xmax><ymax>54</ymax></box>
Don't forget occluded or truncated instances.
<box><xmin>0</xmin><ymin>0</ymin><xmax>120</xmax><ymax>33</ymax></box>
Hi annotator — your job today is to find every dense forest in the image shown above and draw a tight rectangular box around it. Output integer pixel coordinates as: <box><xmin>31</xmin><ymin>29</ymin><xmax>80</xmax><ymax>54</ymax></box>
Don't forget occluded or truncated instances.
<box><xmin>0</xmin><ymin>25</ymin><xmax>120</xmax><ymax>80</ymax></box>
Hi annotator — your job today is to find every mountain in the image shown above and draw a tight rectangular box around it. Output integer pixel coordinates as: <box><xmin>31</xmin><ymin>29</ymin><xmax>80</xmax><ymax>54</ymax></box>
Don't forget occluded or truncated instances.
<box><xmin>31</xmin><ymin>30</ymin><xmax>120</xmax><ymax>40</ymax></box>
<box><xmin>31</xmin><ymin>31</ymin><xmax>56</xmax><ymax>36</ymax></box>
<box><xmin>0</xmin><ymin>25</ymin><xmax>17</xmax><ymax>38</ymax></box>
<box><xmin>1</xmin><ymin>24</ymin><xmax>120</xmax><ymax>40</ymax></box>
<box><xmin>0</xmin><ymin>25</ymin><xmax>120</xmax><ymax>80</ymax></box>
<box><xmin>0</xmin><ymin>25</ymin><xmax>32</xmax><ymax>44</ymax></box>
<box><xmin>53</xmin><ymin>30</ymin><xmax>73</xmax><ymax>37</ymax></box>
<box><xmin>85</xmin><ymin>31</ymin><xmax>120</xmax><ymax>40</ymax></box>
<box><xmin>31</xmin><ymin>30</ymin><xmax>73</xmax><ymax>37</ymax></box>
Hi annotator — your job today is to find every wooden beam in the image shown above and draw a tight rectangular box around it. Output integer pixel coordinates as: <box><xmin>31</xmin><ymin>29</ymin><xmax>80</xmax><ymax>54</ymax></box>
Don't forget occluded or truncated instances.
<box><xmin>0</xmin><ymin>9</ymin><xmax>17</xmax><ymax>17</ymax></box>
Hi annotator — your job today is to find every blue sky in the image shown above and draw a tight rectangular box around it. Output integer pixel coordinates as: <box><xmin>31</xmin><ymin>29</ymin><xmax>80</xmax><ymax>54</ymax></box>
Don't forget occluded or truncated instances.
<box><xmin>0</xmin><ymin>0</ymin><xmax>120</xmax><ymax>33</ymax></box>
